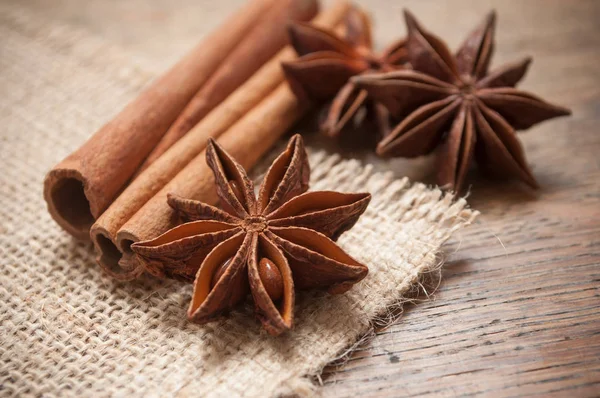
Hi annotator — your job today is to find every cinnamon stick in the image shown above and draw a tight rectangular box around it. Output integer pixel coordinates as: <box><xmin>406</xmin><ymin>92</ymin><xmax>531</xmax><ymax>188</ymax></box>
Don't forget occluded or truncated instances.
<box><xmin>43</xmin><ymin>0</ymin><xmax>277</xmax><ymax>240</ymax></box>
<box><xmin>138</xmin><ymin>0</ymin><xmax>319</xmax><ymax>172</ymax></box>
<box><xmin>92</xmin><ymin>2</ymin><xmax>352</xmax><ymax>280</ymax></box>
<box><xmin>115</xmin><ymin>87</ymin><xmax>307</xmax><ymax>280</ymax></box>
<box><xmin>90</xmin><ymin>1</ymin><xmax>350</xmax><ymax>275</ymax></box>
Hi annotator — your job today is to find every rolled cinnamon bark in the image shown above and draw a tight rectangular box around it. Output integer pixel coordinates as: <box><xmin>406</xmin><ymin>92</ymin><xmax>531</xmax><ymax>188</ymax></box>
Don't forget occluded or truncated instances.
<box><xmin>111</xmin><ymin>86</ymin><xmax>307</xmax><ymax>280</ymax></box>
<box><xmin>92</xmin><ymin>2</ymin><xmax>352</xmax><ymax>280</ymax></box>
<box><xmin>138</xmin><ymin>0</ymin><xmax>319</xmax><ymax>172</ymax></box>
<box><xmin>90</xmin><ymin>1</ymin><xmax>350</xmax><ymax>272</ymax></box>
<box><xmin>43</xmin><ymin>0</ymin><xmax>277</xmax><ymax>240</ymax></box>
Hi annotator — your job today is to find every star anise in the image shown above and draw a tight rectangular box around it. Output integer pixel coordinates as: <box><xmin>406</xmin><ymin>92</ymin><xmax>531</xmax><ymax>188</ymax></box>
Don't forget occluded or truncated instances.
<box><xmin>353</xmin><ymin>10</ymin><xmax>571</xmax><ymax>193</ymax></box>
<box><xmin>281</xmin><ymin>8</ymin><xmax>408</xmax><ymax>138</ymax></box>
<box><xmin>131</xmin><ymin>135</ymin><xmax>370</xmax><ymax>335</ymax></box>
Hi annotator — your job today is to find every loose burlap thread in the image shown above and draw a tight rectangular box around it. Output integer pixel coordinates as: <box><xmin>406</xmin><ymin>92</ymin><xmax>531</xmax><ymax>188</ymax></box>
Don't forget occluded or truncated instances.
<box><xmin>0</xmin><ymin>3</ymin><xmax>477</xmax><ymax>397</ymax></box>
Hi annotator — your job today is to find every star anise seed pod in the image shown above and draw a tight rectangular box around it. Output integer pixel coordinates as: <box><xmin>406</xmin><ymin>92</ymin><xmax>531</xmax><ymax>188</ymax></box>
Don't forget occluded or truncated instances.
<box><xmin>131</xmin><ymin>135</ymin><xmax>370</xmax><ymax>335</ymax></box>
<box><xmin>282</xmin><ymin>8</ymin><xmax>407</xmax><ymax>138</ymax></box>
<box><xmin>353</xmin><ymin>10</ymin><xmax>571</xmax><ymax>193</ymax></box>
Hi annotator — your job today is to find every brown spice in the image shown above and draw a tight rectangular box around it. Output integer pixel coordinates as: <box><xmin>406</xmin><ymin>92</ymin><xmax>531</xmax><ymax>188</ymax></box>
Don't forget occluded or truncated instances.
<box><xmin>131</xmin><ymin>135</ymin><xmax>370</xmax><ymax>335</ymax></box>
<box><xmin>353</xmin><ymin>10</ymin><xmax>571</xmax><ymax>193</ymax></box>
<box><xmin>282</xmin><ymin>8</ymin><xmax>408</xmax><ymax>138</ymax></box>
<box><xmin>90</xmin><ymin>1</ymin><xmax>351</xmax><ymax>280</ymax></box>
<box><xmin>42</xmin><ymin>0</ymin><xmax>278</xmax><ymax>239</ymax></box>
<box><xmin>137</xmin><ymin>0</ymin><xmax>319</xmax><ymax>172</ymax></box>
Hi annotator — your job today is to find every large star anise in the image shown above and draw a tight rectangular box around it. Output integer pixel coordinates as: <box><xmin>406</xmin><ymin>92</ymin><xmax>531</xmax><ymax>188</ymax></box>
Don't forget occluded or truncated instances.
<box><xmin>282</xmin><ymin>8</ymin><xmax>407</xmax><ymax>138</ymax></box>
<box><xmin>353</xmin><ymin>11</ymin><xmax>571</xmax><ymax>193</ymax></box>
<box><xmin>131</xmin><ymin>135</ymin><xmax>370</xmax><ymax>335</ymax></box>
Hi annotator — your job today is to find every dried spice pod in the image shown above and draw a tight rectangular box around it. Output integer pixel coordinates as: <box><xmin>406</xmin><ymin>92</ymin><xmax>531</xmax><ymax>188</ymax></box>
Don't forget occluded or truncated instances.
<box><xmin>131</xmin><ymin>135</ymin><xmax>370</xmax><ymax>335</ymax></box>
<box><xmin>353</xmin><ymin>10</ymin><xmax>571</xmax><ymax>193</ymax></box>
<box><xmin>282</xmin><ymin>8</ymin><xmax>408</xmax><ymax>138</ymax></box>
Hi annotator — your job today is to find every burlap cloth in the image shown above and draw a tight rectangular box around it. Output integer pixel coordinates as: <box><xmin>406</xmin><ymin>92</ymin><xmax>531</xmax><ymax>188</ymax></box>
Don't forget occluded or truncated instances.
<box><xmin>0</xmin><ymin>2</ymin><xmax>478</xmax><ymax>396</ymax></box>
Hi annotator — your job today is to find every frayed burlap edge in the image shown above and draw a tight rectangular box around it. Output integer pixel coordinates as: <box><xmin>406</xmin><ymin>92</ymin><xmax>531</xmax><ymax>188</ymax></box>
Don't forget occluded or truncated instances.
<box><xmin>246</xmin><ymin>149</ymin><xmax>478</xmax><ymax>397</ymax></box>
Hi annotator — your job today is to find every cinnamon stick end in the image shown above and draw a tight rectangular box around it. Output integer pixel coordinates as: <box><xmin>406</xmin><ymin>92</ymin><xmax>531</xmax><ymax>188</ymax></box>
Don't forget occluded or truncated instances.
<box><xmin>90</xmin><ymin>225</ymin><xmax>145</xmax><ymax>281</ymax></box>
<box><xmin>44</xmin><ymin>168</ymin><xmax>95</xmax><ymax>240</ymax></box>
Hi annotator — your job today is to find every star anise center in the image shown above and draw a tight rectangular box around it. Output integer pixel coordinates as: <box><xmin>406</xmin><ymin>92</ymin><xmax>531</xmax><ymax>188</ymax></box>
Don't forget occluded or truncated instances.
<box><xmin>356</xmin><ymin>46</ymin><xmax>384</xmax><ymax>70</ymax></box>
<box><xmin>241</xmin><ymin>215</ymin><xmax>267</xmax><ymax>232</ymax></box>
<box><xmin>457</xmin><ymin>75</ymin><xmax>477</xmax><ymax>97</ymax></box>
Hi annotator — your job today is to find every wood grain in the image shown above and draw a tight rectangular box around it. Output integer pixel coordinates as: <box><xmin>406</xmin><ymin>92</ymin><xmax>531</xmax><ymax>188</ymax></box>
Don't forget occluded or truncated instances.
<box><xmin>321</xmin><ymin>1</ymin><xmax>600</xmax><ymax>396</ymax></box>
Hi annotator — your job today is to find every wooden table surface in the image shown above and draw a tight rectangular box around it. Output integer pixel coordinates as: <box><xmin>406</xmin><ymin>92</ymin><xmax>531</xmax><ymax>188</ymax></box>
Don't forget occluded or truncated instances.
<box><xmin>320</xmin><ymin>1</ymin><xmax>600</xmax><ymax>396</ymax></box>
<box><xmin>16</xmin><ymin>0</ymin><xmax>599</xmax><ymax>396</ymax></box>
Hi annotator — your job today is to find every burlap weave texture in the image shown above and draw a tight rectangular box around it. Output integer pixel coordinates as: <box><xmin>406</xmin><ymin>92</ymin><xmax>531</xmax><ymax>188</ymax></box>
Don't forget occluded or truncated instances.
<box><xmin>0</xmin><ymin>2</ymin><xmax>477</xmax><ymax>397</ymax></box>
